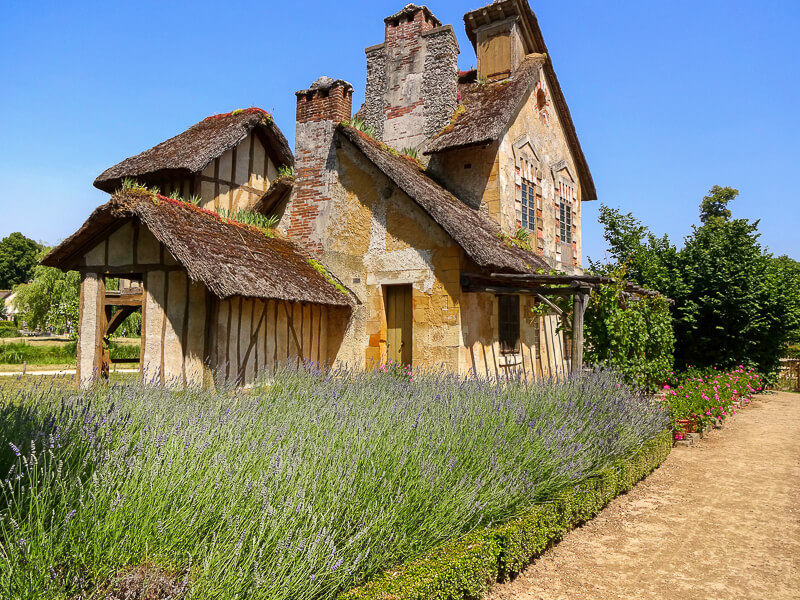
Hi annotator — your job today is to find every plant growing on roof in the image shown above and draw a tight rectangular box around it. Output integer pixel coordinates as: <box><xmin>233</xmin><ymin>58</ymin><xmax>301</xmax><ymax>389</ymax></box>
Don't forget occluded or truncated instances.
<box><xmin>349</xmin><ymin>115</ymin><xmax>376</xmax><ymax>138</ymax></box>
<box><xmin>307</xmin><ymin>259</ymin><xmax>348</xmax><ymax>296</ymax></box>
<box><xmin>215</xmin><ymin>207</ymin><xmax>278</xmax><ymax>236</ymax></box>
<box><xmin>277</xmin><ymin>165</ymin><xmax>295</xmax><ymax>179</ymax></box>
<box><xmin>401</xmin><ymin>147</ymin><xmax>419</xmax><ymax>159</ymax></box>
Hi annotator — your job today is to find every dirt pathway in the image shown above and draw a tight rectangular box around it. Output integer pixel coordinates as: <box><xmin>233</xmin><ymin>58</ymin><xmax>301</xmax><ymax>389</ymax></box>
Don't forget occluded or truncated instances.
<box><xmin>488</xmin><ymin>392</ymin><xmax>800</xmax><ymax>600</ymax></box>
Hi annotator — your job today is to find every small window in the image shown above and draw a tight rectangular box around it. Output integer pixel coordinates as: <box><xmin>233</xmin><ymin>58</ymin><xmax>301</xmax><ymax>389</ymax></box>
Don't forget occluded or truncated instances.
<box><xmin>521</xmin><ymin>179</ymin><xmax>535</xmax><ymax>230</ymax></box>
<box><xmin>559</xmin><ymin>202</ymin><xmax>573</xmax><ymax>244</ymax></box>
<box><xmin>498</xmin><ymin>295</ymin><xmax>520</xmax><ymax>354</ymax></box>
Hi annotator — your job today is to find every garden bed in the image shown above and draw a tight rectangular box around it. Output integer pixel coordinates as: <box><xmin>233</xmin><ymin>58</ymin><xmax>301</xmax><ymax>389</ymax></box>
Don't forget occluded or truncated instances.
<box><xmin>660</xmin><ymin>367</ymin><xmax>763</xmax><ymax>442</ymax></box>
<box><xmin>0</xmin><ymin>369</ymin><xmax>668</xmax><ymax>599</ymax></box>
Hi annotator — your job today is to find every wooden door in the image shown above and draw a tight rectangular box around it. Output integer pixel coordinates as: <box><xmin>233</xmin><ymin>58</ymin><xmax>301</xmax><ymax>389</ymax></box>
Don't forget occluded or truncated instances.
<box><xmin>385</xmin><ymin>285</ymin><xmax>412</xmax><ymax>366</ymax></box>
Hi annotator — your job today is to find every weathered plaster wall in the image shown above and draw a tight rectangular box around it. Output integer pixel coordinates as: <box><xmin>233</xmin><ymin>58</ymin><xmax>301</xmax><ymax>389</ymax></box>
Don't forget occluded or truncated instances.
<box><xmin>312</xmin><ymin>141</ymin><xmax>464</xmax><ymax>371</ymax></box>
<box><xmin>77</xmin><ymin>273</ymin><xmax>104</xmax><ymax>388</ymax></box>
<box><xmin>426</xmin><ymin>143</ymin><xmax>499</xmax><ymax>212</ymax></box>
<box><xmin>458</xmin><ymin>291</ymin><xmax>565</xmax><ymax>380</ymax></box>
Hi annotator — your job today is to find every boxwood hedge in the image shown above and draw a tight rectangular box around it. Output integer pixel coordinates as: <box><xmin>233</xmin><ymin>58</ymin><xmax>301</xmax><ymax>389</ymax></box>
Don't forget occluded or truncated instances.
<box><xmin>339</xmin><ymin>430</ymin><xmax>672</xmax><ymax>600</ymax></box>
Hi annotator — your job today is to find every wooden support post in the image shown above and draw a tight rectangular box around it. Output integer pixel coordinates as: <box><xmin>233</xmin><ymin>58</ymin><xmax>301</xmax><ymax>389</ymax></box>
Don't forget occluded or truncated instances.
<box><xmin>571</xmin><ymin>289</ymin><xmax>589</xmax><ymax>374</ymax></box>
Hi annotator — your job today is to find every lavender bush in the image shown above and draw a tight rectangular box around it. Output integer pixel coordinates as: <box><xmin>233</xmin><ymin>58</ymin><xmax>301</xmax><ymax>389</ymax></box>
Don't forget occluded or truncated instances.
<box><xmin>0</xmin><ymin>368</ymin><xmax>667</xmax><ymax>599</ymax></box>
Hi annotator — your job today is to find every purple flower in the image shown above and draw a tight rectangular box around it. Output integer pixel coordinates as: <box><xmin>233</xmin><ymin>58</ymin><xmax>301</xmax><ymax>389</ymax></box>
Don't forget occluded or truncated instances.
<box><xmin>9</xmin><ymin>443</ymin><xmax>21</xmax><ymax>457</ymax></box>
<box><xmin>65</xmin><ymin>509</ymin><xmax>77</xmax><ymax>524</ymax></box>
<box><xmin>332</xmin><ymin>558</ymin><xmax>343</xmax><ymax>571</ymax></box>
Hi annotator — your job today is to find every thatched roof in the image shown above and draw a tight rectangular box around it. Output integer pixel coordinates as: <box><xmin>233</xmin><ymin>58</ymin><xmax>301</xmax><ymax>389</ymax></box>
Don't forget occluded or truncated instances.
<box><xmin>426</xmin><ymin>0</ymin><xmax>597</xmax><ymax>201</ymax></box>
<box><xmin>338</xmin><ymin>125</ymin><xmax>549</xmax><ymax>274</ymax></box>
<box><xmin>426</xmin><ymin>54</ymin><xmax>545</xmax><ymax>153</ymax></box>
<box><xmin>94</xmin><ymin>108</ymin><xmax>293</xmax><ymax>193</ymax></box>
<box><xmin>252</xmin><ymin>175</ymin><xmax>294</xmax><ymax>215</ymax></box>
<box><xmin>42</xmin><ymin>191</ymin><xmax>350</xmax><ymax>307</ymax></box>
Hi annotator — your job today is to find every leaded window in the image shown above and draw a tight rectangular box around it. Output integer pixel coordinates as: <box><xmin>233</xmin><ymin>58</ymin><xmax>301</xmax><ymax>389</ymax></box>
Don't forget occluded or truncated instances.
<box><xmin>521</xmin><ymin>180</ymin><xmax>535</xmax><ymax>230</ymax></box>
<box><xmin>559</xmin><ymin>202</ymin><xmax>572</xmax><ymax>244</ymax></box>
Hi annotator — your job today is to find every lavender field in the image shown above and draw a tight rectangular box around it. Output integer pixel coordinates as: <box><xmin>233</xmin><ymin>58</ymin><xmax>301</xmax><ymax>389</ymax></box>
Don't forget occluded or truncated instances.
<box><xmin>0</xmin><ymin>368</ymin><xmax>668</xmax><ymax>599</ymax></box>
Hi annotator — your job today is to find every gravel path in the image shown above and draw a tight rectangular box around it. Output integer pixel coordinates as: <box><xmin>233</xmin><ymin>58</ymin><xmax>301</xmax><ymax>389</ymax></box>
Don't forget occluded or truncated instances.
<box><xmin>488</xmin><ymin>392</ymin><xmax>800</xmax><ymax>600</ymax></box>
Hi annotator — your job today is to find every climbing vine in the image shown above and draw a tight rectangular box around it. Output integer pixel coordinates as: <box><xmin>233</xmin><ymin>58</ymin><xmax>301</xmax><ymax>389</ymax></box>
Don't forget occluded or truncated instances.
<box><xmin>528</xmin><ymin>269</ymin><xmax>674</xmax><ymax>391</ymax></box>
<box><xmin>583</xmin><ymin>271</ymin><xmax>674</xmax><ymax>391</ymax></box>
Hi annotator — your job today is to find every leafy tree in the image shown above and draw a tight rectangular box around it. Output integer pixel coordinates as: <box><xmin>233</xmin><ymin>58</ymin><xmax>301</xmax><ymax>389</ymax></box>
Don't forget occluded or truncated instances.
<box><xmin>13</xmin><ymin>262</ymin><xmax>80</xmax><ymax>335</ymax></box>
<box><xmin>0</xmin><ymin>233</ymin><xmax>43</xmax><ymax>289</ymax></box>
<box><xmin>699</xmin><ymin>185</ymin><xmax>736</xmax><ymax>223</ymax></box>
<box><xmin>587</xmin><ymin>206</ymin><xmax>681</xmax><ymax>296</ymax></box>
<box><xmin>591</xmin><ymin>187</ymin><xmax>800</xmax><ymax>377</ymax></box>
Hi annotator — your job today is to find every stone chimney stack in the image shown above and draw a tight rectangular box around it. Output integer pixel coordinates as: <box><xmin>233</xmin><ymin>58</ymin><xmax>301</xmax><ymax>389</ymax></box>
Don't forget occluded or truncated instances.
<box><xmin>363</xmin><ymin>4</ymin><xmax>459</xmax><ymax>152</ymax></box>
<box><xmin>288</xmin><ymin>77</ymin><xmax>353</xmax><ymax>254</ymax></box>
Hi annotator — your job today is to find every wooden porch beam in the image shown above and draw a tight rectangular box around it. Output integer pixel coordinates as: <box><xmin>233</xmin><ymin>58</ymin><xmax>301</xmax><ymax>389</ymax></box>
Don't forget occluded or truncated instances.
<box><xmin>105</xmin><ymin>305</ymin><xmax>137</xmax><ymax>337</ymax></box>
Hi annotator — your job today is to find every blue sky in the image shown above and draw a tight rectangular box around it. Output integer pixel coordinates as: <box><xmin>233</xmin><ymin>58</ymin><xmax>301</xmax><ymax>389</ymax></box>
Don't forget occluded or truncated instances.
<box><xmin>1</xmin><ymin>0</ymin><xmax>798</xmax><ymax>263</ymax></box>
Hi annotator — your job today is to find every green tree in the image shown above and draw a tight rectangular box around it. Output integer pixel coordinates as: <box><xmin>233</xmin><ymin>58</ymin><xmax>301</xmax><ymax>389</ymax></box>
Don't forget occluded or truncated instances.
<box><xmin>699</xmin><ymin>185</ymin><xmax>736</xmax><ymax>223</ymax></box>
<box><xmin>0</xmin><ymin>232</ymin><xmax>43</xmax><ymax>289</ymax></box>
<box><xmin>583</xmin><ymin>270</ymin><xmax>675</xmax><ymax>391</ymax></box>
<box><xmin>587</xmin><ymin>206</ymin><xmax>681</xmax><ymax>295</ymax></box>
<box><xmin>591</xmin><ymin>186</ymin><xmax>799</xmax><ymax>376</ymax></box>
<box><xmin>13</xmin><ymin>264</ymin><xmax>80</xmax><ymax>334</ymax></box>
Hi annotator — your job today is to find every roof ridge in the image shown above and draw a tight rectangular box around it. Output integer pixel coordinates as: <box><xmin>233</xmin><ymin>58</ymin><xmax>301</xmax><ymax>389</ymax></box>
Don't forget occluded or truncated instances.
<box><xmin>201</xmin><ymin>107</ymin><xmax>272</xmax><ymax>122</ymax></box>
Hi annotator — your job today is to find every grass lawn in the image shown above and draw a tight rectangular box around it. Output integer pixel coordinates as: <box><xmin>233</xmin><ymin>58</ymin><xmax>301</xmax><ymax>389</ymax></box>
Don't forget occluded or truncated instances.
<box><xmin>0</xmin><ymin>338</ymin><xmax>140</xmax><ymax>370</ymax></box>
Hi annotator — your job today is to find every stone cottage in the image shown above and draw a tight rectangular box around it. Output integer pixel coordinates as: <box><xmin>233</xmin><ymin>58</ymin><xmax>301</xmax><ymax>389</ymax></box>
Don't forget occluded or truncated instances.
<box><xmin>43</xmin><ymin>0</ymin><xmax>597</xmax><ymax>387</ymax></box>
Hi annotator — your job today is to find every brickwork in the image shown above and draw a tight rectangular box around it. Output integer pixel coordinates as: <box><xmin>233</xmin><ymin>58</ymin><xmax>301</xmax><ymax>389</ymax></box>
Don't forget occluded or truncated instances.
<box><xmin>363</xmin><ymin>5</ymin><xmax>458</xmax><ymax>151</ymax></box>
<box><xmin>288</xmin><ymin>78</ymin><xmax>353</xmax><ymax>255</ymax></box>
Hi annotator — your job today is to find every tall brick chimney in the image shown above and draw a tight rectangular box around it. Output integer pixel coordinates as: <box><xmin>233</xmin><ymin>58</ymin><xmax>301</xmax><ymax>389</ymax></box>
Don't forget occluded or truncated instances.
<box><xmin>288</xmin><ymin>77</ymin><xmax>353</xmax><ymax>255</ymax></box>
<box><xmin>363</xmin><ymin>4</ymin><xmax>459</xmax><ymax>152</ymax></box>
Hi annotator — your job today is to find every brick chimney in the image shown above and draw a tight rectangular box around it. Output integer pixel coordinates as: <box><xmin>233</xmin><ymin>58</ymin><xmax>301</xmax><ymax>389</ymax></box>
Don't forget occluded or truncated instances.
<box><xmin>363</xmin><ymin>4</ymin><xmax>459</xmax><ymax>152</ymax></box>
<box><xmin>288</xmin><ymin>77</ymin><xmax>353</xmax><ymax>255</ymax></box>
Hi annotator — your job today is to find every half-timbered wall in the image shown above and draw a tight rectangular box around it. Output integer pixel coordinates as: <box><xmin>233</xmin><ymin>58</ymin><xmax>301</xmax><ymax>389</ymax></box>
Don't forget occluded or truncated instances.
<box><xmin>76</xmin><ymin>218</ymin><xmax>346</xmax><ymax>387</ymax></box>
<box><xmin>210</xmin><ymin>297</ymin><xmax>349</xmax><ymax>386</ymax></box>
<box><xmin>153</xmin><ymin>132</ymin><xmax>278</xmax><ymax>213</ymax></box>
<box><xmin>195</xmin><ymin>131</ymin><xmax>278</xmax><ymax>213</ymax></box>
<box><xmin>141</xmin><ymin>269</ymin><xmax>209</xmax><ymax>386</ymax></box>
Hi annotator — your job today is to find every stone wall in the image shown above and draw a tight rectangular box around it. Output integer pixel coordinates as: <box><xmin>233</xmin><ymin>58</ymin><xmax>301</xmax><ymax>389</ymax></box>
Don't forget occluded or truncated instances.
<box><xmin>363</xmin><ymin>6</ymin><xmax>458</xmax><ymax>152</ymax></box>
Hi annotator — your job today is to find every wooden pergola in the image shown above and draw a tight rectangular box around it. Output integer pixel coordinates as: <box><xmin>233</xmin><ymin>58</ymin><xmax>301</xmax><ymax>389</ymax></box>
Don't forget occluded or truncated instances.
<box><xmin>461</xmin><ymin>272</ymin><xmax>662</xmax><ymax>374</ymax></box>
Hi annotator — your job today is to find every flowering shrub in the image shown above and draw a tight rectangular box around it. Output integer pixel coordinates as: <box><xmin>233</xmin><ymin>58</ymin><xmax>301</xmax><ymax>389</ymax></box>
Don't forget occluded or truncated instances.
<box><xmin>658</xmin><ymin>366</ymin><xmax>763</xmax><ymax>437</ymax></box>
<box><xmin>376</xmin><ymin>358</ymin><xmax>413</xmax><ymax>381</ymax></box>
<box><xmin>0</xmin><ymin>368</ymin><xmax>666</xmax><ymax>599</ymax></box>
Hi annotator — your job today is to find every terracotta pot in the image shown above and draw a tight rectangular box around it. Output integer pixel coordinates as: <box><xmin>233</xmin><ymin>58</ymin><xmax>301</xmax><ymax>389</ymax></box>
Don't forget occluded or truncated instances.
<box><xmin>675</xmin><ymin>418</ymin><xmax>698</xmax><ymax>433</ymax></box>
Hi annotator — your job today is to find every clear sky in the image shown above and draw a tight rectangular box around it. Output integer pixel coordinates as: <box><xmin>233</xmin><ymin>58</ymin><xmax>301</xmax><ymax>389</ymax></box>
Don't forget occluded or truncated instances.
<box><xmin>1</xmin><ymin>0</ymin><xmax>798</xmax><ymax>264</ymax></box>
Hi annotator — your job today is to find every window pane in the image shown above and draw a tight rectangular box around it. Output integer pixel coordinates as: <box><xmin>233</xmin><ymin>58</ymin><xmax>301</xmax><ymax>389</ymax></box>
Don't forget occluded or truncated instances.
<box><xmin>498</xmin><ymin>295</ymin><xmax>520</xmax><ymax>354</ymax></box>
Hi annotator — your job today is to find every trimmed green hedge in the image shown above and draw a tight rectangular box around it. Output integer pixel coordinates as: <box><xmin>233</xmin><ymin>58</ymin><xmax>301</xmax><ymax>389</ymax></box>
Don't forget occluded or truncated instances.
<box><xmin>339</xmin><ymin>430</ymin><xmax>672</xmax><ymax>600</ymax></box>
